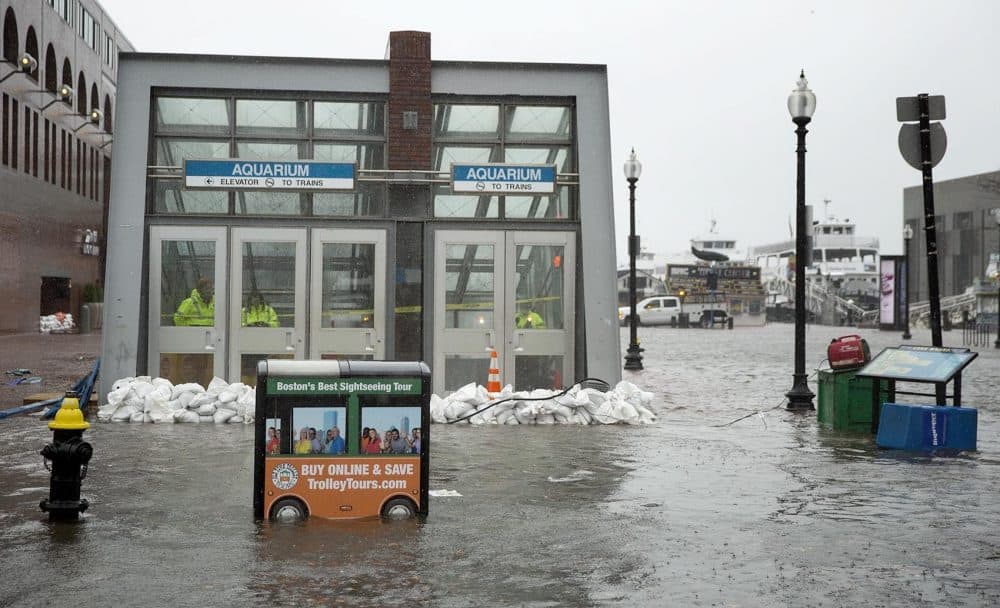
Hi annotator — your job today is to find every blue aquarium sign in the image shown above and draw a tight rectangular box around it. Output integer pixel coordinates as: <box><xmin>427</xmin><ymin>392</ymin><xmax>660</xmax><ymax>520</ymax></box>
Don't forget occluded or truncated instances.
<box><xmin>184</xmin><ymin>160</ymin><xmax>355</xmax><ymax>191</ymax></box>
<box><xmin>451</xmin><ymin>163</ymin><xmax>556</xmax><ymax>194</ymax></box>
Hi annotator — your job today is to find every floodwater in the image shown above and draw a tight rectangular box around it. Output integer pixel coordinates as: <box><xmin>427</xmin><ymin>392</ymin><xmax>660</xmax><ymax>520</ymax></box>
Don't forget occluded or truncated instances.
<box><xmin>1</xmin><ymin>324</ymin><xmax>998</xmax><ymax>607</ymax></box>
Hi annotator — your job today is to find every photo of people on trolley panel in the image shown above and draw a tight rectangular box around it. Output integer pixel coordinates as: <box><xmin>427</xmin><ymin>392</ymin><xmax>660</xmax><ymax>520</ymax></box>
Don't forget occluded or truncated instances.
<box><xmin>264</xmin><ymin>418</ymin><xmax>281</xmax><ymax>455</ymax></box>
<box><xmin>290</xmin><ymin>406</ymin><xmax>348</xmax><ymax>455</ymax></box>
<box><xmin>360</xmin><ymin>406</ymin><xmax>423</xmax><ymax>455</ymax></box>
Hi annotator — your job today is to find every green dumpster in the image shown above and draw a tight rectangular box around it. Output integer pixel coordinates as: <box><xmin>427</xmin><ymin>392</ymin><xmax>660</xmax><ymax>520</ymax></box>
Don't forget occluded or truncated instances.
<box><xmin>816</xmin><ymin>368</ymin><xmax>888</xmax><ymax>433</ymax></box>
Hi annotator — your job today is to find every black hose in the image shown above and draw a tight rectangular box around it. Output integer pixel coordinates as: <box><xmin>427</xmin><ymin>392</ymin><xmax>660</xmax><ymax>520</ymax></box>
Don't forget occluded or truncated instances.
<box><xmin>446</xmin><ymin>377</ymin><xmax>613</xmax><ymax>424</ymax></box>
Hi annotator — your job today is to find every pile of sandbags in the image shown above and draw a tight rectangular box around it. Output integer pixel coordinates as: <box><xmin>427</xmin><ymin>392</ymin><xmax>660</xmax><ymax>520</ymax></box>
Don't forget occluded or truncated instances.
<box><xmin>97</xmin><ymin>376</ymin><xmax>255</xmax><ymax>424</ymax></box>
<box><xmin>430</xmin><ymin>381</ymin><xmax>657</xmax><ymax>425</ymax></box>
<box><xmin>39</xmin><ymin>313</ymin><xmax>74</xmax><ymax>333</ymax></box>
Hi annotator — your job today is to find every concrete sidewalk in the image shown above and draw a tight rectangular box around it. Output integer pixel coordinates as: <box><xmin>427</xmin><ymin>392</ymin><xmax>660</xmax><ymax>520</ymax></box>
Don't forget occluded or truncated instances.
<box><xmin>0</xmin><ymin>331</ymin><xmax>102</xmax><ymax>409</ymax></box>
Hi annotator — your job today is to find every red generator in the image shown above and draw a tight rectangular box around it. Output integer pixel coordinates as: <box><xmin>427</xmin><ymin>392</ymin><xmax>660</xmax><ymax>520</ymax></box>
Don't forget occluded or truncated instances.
<box><xmin>827</xmin><ymin>335</ymin><xmax>871</xmax><ymax>370</ymax></box>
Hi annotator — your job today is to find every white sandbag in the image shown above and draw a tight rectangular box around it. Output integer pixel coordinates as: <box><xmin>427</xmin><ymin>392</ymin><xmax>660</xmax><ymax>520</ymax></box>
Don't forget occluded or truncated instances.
<box><xmin>107</xmin><ymin>385</ymin><xmax>129</xmax><ymax>407</ymax></box>
<box><xmin>131</xmin><ymin>381</ymin><xmax>155</xmax><ymax>400</ymax></box>
<box><xmin>188</xmin><ymin>392</ymin><xmax>216</xmax><ymax>408</ymax></box>
<box><xmin>111</xmin><ymin>404</ymin><xmax>137</xmax><ymax>422</ymax></box>
<box><xmin>96</xmin><ymin>403</ymin><xmax>117</xmax><ymax>422</ymax></box>
<box><xmin>206</xmin><ymin>376</ymin><xmax>229</xmax><ymax>395</ymax></box>
<box><xmin>111</xmin><ymin>377</ymin><xmax>135</xmax><ymax>392</ymax></box>
<box><xmin>495</xmin><ymin>409</ymin><xmax>517</xmax><ymax>425</ymax></box>
<box><xmin>571</xmin><ymin>409</ymin><xmax>592</xmax><ymax>425</ymax></box>
<box><xmin>134</xmin><ymin>375</ymin><xmax>153</xmax><ymax>384</ymax></box>
<box><xmin>444</xmin><ymin>400</ymin><xmax>474</xmax><ymax>421</ymax></box>
<box><xmin>227</xmin><ymin>413</ymin><xmax>245</xmax><ymax>423</ymax></box>
<box><xmin>130</xmin><ymin>410</ymin><xmax>146</xmax><ymax>423</ymax></box>
<box><xmin>173</xmin><ymin>409</ymin><xmax>200</xmax><ymax>423</ymax></box>
<box><xmin>152</xmin><ymin>377</ymin><xmax>173</xmax><ymax>390</ymax></box>
<box><xmin>196</xmin><ymin>401</ymin><xmax>217</xmax><ymax>416</ymax></box>
<box><xmin>198</xmin><ymin>415</ymin><xmax>214</xmax><ymax>423</ymax></box>
<box><xmin>171</xmin><ymin>382</ymin><xmax>205</xmax><ymax>400</ymax></box>
<box><xmin>513</xmin><ymin>402</ymin><xmax>535</xmax><ymax>424</ymax></box>
<box><xmin>451</xmin><ymin>382</ymin><xmax>479</xmax><ymax>403</ymax></box>
<box><xmin>216</xmin><ymin>398</ymin><xmax>239</xmax><ymax>411</ymax></box>
<box><xmin>540</xmin><ymin>400</ymin><xmax>573</xmax><ymax>420</ymax></box>
<box><xmin>430</xmin><ymin>394</ymin><xmax>447</xmax><ymax>423</ymax></box>
<box><xmin>213</xmin><ymin>409</ymin><xmax>237</xmax><ymax>424</ymax></box>
<box><xmin>535</xmin><ymin>413</ymin><xmax>556</xmax><ymax>425</ymax></box>
<box><xmin>217</xmin><ymin>390</ymin><xmax>238</xmax><ymax>404</ymax></box>
<box><xmin>176</xmin><ymin>392</ymin><xmax>196</xmax><ymax>409</ymax></box>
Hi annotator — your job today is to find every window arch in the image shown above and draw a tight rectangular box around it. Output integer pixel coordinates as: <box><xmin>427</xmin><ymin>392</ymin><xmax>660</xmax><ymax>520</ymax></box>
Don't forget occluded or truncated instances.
<box><xmin>24</xmin><ymin>27</ymin><xmax>38</xmax><ymax>81</ymax></box>
<box><xmin>44</xmin><ymin>44</ymin><xmax>57</xmax><ymax>91</ymax></box>
<box><xmin>61</xmin><ymin>57</ymin><xmax>72</xmax><ymax>88</ymax></box>
<box><xmin>90</xmin><ymin>83</ymin><xmax>98</xmax><ymax>111</ymax></box>
<box><xmin>77</xmin><ymin>72</ymin><xmax>87</xmax><ymax>114</ymax></box>
<box><xmin>103</xmin><ymin>95</ymin><xmax>113</xmax><ymax>133</ymax></box>
<box><xmin>2</xmin><ymin>7</ymin><xmax>18</xmax><ymax>64</ymax></box>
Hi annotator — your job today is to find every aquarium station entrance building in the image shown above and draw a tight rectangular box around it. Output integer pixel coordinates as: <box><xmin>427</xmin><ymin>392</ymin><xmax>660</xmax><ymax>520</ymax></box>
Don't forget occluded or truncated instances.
<box><xmin>100</xmin><ymin>31</ymin><xmax>620</xmax><ymax>398</ymax></box>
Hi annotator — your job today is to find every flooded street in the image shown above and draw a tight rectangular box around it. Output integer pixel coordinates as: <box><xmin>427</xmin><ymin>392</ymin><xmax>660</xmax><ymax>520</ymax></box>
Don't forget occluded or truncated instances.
<box><xmin>2</xmin><ymin>324</ymin><xmax>999</xmax><ymax>607</ymax></box>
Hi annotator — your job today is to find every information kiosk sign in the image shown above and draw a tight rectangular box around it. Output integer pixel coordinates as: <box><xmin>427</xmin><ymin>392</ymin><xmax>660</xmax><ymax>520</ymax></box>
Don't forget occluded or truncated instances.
<box><xmin>253</xmin><ymin>360</ymin><xmax>431</xmax><ymax>521</ymax></box>
<box><xmin>857</xmin><ymin>345</ymin><xmax>977</xmax><ymax>384</ymax></box>
<box><xmin>856</xmin><ymin>345</ymin><xmax>978</xmax><ymax>433</ymax></box>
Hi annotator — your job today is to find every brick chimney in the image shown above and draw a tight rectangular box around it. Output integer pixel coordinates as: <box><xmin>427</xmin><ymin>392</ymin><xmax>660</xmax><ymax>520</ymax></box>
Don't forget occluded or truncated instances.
<box><xmin>387</xmin><ymin>31</ymin><xmax>432</xmax><ymax>170</ymax></box>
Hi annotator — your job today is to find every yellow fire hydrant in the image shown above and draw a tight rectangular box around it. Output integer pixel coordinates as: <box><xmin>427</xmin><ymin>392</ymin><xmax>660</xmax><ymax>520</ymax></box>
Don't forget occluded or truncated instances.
<box><xmin>39</xmin><ymin>391</ymin><xmax>93</xmax><ymax>521</ymax></box>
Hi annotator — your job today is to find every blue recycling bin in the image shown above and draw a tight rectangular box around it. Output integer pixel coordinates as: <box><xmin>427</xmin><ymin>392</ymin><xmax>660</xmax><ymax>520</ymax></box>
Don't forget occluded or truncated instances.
<box><xmin>875</xmin><ymin>403</ymin><xmax>977</xmax><ymax>452</ymax></box>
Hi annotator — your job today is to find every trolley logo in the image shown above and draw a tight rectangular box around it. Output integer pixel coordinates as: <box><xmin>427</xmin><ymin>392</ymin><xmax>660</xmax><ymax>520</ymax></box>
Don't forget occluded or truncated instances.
<box><xmin>271</xmin><ymin>463</ymin><xmax>299</xmax><ymax>490</ymax></box>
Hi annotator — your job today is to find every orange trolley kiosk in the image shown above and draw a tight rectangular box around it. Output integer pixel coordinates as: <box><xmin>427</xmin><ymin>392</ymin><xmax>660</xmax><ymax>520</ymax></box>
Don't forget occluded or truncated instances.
<box><xmin>253</xmin><ymin>360</ymin><xmax>431</xmax><ymax>521</ymax></box>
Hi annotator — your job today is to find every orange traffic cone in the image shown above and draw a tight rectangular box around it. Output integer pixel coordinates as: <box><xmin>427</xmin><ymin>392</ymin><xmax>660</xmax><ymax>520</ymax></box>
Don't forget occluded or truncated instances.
<box><xmin>486</xmin><ymin>350</ymin><xmax>502</xmax><ymax>396</ymax></box>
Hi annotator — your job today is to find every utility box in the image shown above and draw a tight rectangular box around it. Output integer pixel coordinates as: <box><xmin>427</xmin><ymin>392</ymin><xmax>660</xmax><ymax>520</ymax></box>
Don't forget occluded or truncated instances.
<box><xmin>876</xmin><ymin>403</ymin><xmax>977</xmax><ymax>452</ymax></box>
<box><xmin>817</xmin><ymin>368</ymin><xmax>887</xmax><ymax>433</ymax></box>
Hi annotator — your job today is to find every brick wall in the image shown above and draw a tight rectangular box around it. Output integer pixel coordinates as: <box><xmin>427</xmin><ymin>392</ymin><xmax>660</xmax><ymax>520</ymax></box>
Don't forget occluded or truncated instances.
<box><xmin>387</xmin><ymin>31</ymin><xmax>432</xmax><ymax>170</ymax></box>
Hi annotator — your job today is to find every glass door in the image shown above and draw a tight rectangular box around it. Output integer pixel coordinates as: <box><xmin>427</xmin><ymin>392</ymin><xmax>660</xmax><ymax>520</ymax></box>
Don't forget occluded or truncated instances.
<box><xmin>309</xmin><ymin>229</ymin><xmax>387</xmax><ymax>360</ymax></box>
<box><xmin>432</xmin><ymin>230</ymin><xmax>576</xmax><ymax>395</ymax></box>
<box><xmin>230</xmin><ymin>228</ymin><xmax>307</xmax><ymax>385</ymax></box>
<box><xmin>506</xmin><ymin>231</ymin><xmax>575</xmax><ymax>391</ymax></box>
<box><xmin>149</xmin><ymin>226</ymin><xmax>227</xmax><ymax>386</ymax></box>
<box><xmin>433</xmin><ymin>231</ymin><xmax>505</xmax><ymax>395</ymax></box>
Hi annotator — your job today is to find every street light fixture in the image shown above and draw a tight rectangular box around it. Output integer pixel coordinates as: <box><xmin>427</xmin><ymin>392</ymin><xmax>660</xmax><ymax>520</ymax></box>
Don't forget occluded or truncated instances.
<box><xmin>623</xmin><ymin>148</ymin><xmax>644</xmax><ymax>371</ymax></box>
<box><xmin>902</xmin><ymin>223</ymin><xmax>914</xmax><ymax>340</ymax></box>
<box><xmin>786</xmin><ymin>71</ymin><xmax>816</xmax><ymax>410</ymax></box>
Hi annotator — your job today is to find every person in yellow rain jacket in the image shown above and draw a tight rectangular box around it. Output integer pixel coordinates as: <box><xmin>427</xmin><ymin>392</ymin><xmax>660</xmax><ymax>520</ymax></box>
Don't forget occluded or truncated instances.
<box><xmin>173</xmin><ymin>278</ymin><xmax>215</xmax><ymax>326</ymax></box>
<box><xmin>514</xmin><ymin>302</ymin><xmax>545</xmax><ymax>329</ymax></box>
<box><xmin>241</xmin><ymin>291</ymin><xmax>280</xmax><ymax>328</ymax></box>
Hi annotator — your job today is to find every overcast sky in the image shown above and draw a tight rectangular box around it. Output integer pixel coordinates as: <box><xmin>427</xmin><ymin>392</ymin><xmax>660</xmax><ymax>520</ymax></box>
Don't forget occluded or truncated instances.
<box><xmin>99</xmin><ymin>0</ymin><xmax>999</xmax><ymax>263</ymax></box>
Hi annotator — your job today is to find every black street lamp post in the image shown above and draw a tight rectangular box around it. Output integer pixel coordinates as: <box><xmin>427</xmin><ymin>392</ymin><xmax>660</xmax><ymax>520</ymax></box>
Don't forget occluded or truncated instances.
<box><xmin>786</xmin><ymin>71</ymin><xmax>816</xmax><ymax>410</ymax></box>
<box><xmin>902</xmin><ymin>223</ymin><xmax>913</xmax><ymax>340</ymax></box>
<box><xmin>623</xmin><ymin>149</ymin><xmax>644</xmax><ymax>371</ymax></box>
<box><xmin>994</xmin><ymin>210</ymin><xmax>1000</xmax><ymax>349</ymax></box>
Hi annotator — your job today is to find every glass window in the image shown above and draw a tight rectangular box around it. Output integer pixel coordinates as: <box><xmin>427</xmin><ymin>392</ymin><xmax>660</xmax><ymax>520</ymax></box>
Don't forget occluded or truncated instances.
<box><xmin>314</xmin><ymin>101</ymin><xmax>384</xmax><ymax>137</ymax></box>
<box><xmin>234</xmin><ymin>142</ymin><xmax>305</xmax><ymax>215</ymax></box>
<box><xmin>515</xmin><ymin>244</ymin><xmax>564</xmax><ymax>330</ymax></box>
<box><xmin>155</xmin><ymin>97</ymin><xmax>230</xmax><ymax>136</ymax></box>
<box><xmin>505</xmin><ymin>186</ymin><xmax>570</xmax><ymax>219</ymax></box>
<box><xmin>236</xmin><ymin>99</ymin><xmax>306</xmax><ymax>137</ymax></box>
<box><xmin>159</xmin><ymin>240</ymin><xmax>216</xmax><ymax>327</ymax></box>
<box><xmin>503</xmin><ymin>146</ymin><xmax>573</xmax><ymax>171</ymax></box>
<box><xmin>506</xmin><ymin>105</ymin><xmax>572</xmax><ymax>141</ymax></box>
<box><xmin>433</xmin><ymin>104</ymin><xmax>500</xmax><ymax>139</ymax></box>
<box><xmin>240</xmin><ymin>241</ymin><xmax>296</xmax><ymax>328</ymax></box>
<box><xmin>320</xmin><ymin>243</ymin><xmax>375</xmax><ymax>329</ymax></box>
<box><xmin>444</xmin><ymin>244</ymin><xmax>494</xmax><ymax>329</ymax></box>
